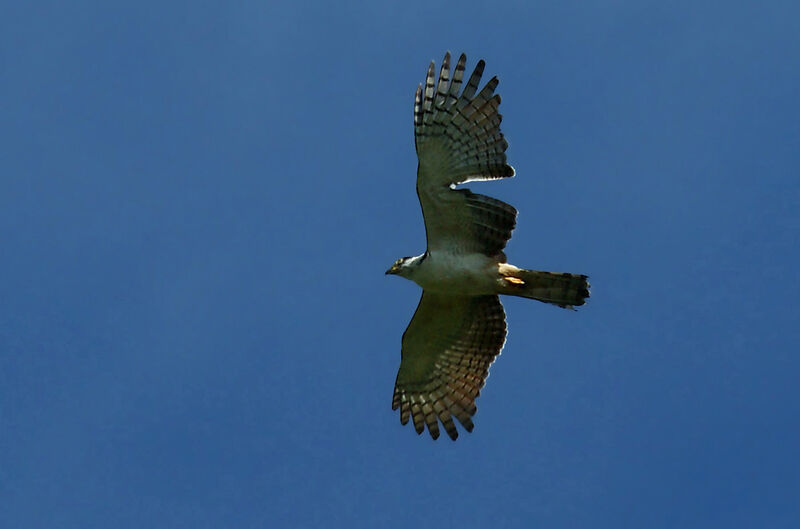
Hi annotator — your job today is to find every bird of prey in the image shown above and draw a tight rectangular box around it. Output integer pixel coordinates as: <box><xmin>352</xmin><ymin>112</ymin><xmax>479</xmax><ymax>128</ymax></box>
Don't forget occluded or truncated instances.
<box><xmin>386</xmin><ymin>52</ymin><xmax>590</xmax><ymax>440</ymax></box>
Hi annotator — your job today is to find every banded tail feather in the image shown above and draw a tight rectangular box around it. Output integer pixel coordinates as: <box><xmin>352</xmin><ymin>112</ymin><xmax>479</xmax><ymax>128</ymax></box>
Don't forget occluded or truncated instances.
<box><xmin>499</xmin><ymin>265</ymin><xmax>590</xmax><ymax>309</ymax></box>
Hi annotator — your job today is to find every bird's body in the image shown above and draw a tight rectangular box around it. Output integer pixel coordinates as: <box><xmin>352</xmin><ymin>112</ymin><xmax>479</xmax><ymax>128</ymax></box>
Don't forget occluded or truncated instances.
<box><xmin>399</xmin><ymin>251</ymin><xmax>501</xmax><ymax>295</ymax></box>
<box><xmin>386</xmin><ymin>52</ymin><xmax>589</xmax><ymax>440</ymax></box>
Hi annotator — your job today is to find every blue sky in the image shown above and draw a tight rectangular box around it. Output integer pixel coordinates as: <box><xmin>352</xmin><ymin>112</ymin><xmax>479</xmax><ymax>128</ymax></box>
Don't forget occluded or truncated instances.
<box><xmin>2</xmin><ymin>1</ymin><xmax>799</xmax><ymax>527</ymax></box>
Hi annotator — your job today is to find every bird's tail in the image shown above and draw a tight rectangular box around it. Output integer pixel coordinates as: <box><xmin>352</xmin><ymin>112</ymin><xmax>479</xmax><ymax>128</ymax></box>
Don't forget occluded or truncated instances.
<box><xmin>499</xmin><ymin>266</ymin><xmax>590</xmax><ymax>309</ymax></box>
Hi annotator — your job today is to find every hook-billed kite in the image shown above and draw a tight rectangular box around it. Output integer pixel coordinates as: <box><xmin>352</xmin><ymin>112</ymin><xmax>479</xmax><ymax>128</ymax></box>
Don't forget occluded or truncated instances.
<box><xmin>386</xmin><ymin>52</ymin><xmax>590</xmax><ymax>440</ymax></box>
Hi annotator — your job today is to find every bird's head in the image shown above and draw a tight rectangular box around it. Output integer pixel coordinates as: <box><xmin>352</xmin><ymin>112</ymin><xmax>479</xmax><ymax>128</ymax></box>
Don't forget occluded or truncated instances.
<box><xmin>385</xmin><ymin>254</ymin><xmax>424</xmax><ymax>278</ymax></box>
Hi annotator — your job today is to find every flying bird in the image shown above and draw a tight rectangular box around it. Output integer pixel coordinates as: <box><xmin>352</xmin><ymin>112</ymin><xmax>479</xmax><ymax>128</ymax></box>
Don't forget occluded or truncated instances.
<box><xmin>386</xmin><ymin>52</ymin><xmax>589</xmax><ymax>440</ymax></box>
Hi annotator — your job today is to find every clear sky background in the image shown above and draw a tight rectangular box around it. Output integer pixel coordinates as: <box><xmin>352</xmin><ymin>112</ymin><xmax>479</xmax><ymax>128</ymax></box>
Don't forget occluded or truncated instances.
<box><xmin>2</xmin><ymin>1</ymin><xmax>799</xmax><ymax>528</ymax></box>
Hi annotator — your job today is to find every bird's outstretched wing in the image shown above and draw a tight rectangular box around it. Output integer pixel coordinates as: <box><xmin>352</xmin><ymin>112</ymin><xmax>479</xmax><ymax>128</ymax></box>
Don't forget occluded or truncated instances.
<box><xmin>414</xmin><ymin>52</ymin><xmax>517</xmax><ymax>258</ymax></box>
<box><xmin>392</xmin><ymin>292</ymin><xmax>507</xmax><ymax>440</ymax></box>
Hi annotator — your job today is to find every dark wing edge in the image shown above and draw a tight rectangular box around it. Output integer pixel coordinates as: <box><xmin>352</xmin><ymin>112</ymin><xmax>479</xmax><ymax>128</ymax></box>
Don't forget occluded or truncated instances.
<box><xmin>416</xmin><ymin>180</ymin><xmax>518</xmax><ymax>259</ymax></box>
<box><xmin>414</xmin><ymin>52</ymin><xmax>515</xmax><ymax>187</ymax></box>
<box><xmin>460</xmin><ymin>189</ymin><xmax>517</xmax><ymax>259</ymax></box>
<box><xmin>392</xmin><ymin>293</ymin><xmax>507</xmax><ymax>440</ymax></box>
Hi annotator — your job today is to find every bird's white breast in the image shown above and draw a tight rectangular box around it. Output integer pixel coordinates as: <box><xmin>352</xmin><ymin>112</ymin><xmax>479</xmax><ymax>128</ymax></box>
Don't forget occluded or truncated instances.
<box><xmin>410</xmin><ymin>251</ymin><xmax>500</xmax><ymax>295</ymax></box>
